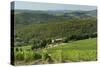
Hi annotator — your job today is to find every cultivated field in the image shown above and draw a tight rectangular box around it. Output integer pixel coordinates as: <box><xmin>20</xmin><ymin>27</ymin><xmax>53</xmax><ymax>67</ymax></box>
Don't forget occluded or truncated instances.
<box><xmin>14</xmin><ymin>38</ymin><xmax>97</xmax><ymax>65</ymax></box>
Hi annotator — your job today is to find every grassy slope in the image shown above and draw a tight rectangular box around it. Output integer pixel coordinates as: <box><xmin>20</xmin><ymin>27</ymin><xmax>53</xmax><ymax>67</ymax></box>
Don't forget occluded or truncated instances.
<box><xmin>47</xmin><ymin>38</ymin><xmax>97</xmax><ymax>62</ymax></box>
<box><xmin>48</xmin><ymin>38</ymin><xmax>97</xmax><ymax>50</ymax></box>
<box><xmin>15</xmin><ymin>38</ymin><xmax>97</xmax><ymax>65</ymax></box>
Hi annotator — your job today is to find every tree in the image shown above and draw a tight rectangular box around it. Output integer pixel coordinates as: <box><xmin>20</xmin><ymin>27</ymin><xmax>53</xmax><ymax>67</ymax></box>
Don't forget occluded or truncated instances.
<box><xmin>63</xmin><ymin>38</ymin><xmax>69</xmax><ymax>43</ymax></box>
<box><xmin>40</xmin><ymin>39</ymin><xmax>47</xmax><ymax>48</ymax></box>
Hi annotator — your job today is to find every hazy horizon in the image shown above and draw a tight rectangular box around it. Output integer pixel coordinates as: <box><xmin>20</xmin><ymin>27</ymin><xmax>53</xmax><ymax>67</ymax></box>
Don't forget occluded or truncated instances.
<box><xmin>11</xmin><ymin>1</ymin><xmax>97</xmax><ymax>11</ymax></box>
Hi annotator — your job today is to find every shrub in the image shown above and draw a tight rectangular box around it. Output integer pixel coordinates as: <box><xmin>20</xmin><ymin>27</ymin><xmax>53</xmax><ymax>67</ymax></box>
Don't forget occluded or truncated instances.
<box><xmin>89</xmin><ymin>33</ymin><xmax>97</xmax><ymax>38</ymax></box>
<box><xmin>63</xmin><ymin>38</ymin><xmax>69</xmax><ymax>43</ymax></box>
<box><xmin>15</xmin><ymin>48</ymin><xmax>19</xmax><ymax>52</ymax></box>
<box><xmin>34</xmin><ymin>52</ymin><xmax>42</xmax><ymax>60</ymax></box>
<box><xmin>24</xmin><ymin>51</ymin><xmax>34</xmax><ymax>62</ymax></box>
<box><xmin>15</xmin><ymin>51</ymin><xmax>24</xmax><ymax>61</ymax></box>
<box><xmin>69</xmin><ymin>34</ymin><xmax>90</xmax><ymax>41</ymax></box>
<box><xmin>46</xmin><ymin>39</ymin><xmax>52</xmax><ymax>44</ymax></box>
<box><xmin>31</xmin><ymin>39</ymin><xmax>48</xmax><ymax>49</ymax></box>
<box><xmin>40</xmin><ymin>39</ymin><xmax>47</xmax><ymax>48</ymax></box>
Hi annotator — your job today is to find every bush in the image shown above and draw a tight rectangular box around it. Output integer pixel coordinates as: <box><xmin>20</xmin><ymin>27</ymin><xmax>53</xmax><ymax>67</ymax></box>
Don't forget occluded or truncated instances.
<box><xmin>40</xmin><ymin>39</ymin><xmax>47</xmax><ymax>48</ymax></box>
<box><xmin>24</xmin><ymin>51</ymin><xmax>35</xmax><ymax>62</ymax></box>
<box><xmin>69</xmin><ymin>34</ymin><xmax>90</xmax><ymax>41</ymax></box>
<box><xmin>89</xmin><ymin>33</ymin><xmax>97</xmax><ymax>38</ymax></box>
<box><xmin>15</xmin><ymin>51</ymin><xmax>24</xmax><ymax>61</ymax></box>
<box><xmin>46</xmin><ymin>39</ymin><xmax>52</xmax><ymax>44</ymax></box>
<box><xmin>31</xmin><ymin>39</ymin><xmax>48</xmax><ymax>49</ymax></box>
<box><xmin>31</xmin><ymin>39</ymin><xmax>40</xmax><ymax>49</ymax></box>
<box><xmin>15</xmin><ymin>48</ymin><xmax>19</xmax><ymax>52</ymax></box>
<box><xmin>63</xmin><ymin>38</ymin><xmax>69</xmax><ymax>43</ymax></box>
<box><xmin>34</xmin><ymin>52</ymin><xmax>42</xmax><ymax>60</ymax></box>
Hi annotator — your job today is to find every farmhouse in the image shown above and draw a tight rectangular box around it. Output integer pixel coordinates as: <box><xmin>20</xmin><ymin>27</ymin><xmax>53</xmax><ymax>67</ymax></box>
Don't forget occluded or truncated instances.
<box><xmin>52</xmin><ymin>38</ymin><xmax>63</xmax><ymax>43</ymax></box>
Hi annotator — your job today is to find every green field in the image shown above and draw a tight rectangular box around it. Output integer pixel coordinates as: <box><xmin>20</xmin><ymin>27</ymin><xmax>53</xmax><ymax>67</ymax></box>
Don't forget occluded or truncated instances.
<box><xmin>14</xmin><ymin>38</ymin><xmax>97</xmax><ymax>65</ymax></box>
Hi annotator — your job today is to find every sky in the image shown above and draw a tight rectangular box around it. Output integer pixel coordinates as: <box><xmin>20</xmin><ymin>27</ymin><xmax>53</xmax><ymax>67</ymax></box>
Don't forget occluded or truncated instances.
<box><xmin>12</xmin><ymin>1</ymin><xmax>97</xmax><ymax>11</ymax></box>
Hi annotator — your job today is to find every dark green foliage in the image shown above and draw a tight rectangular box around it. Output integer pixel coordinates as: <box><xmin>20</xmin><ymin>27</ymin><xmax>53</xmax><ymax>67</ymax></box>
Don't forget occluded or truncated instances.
<box><xmin>46</xmin><ymin>39</ymin><xmax>52</xmax><ymax>44</ymax></box>
<box><xmin>40</xmin><ymin>39</ymin><xmax>47</xmax><ymax>48</ymax></box>
<box><xmin>89</xmin><ymin>32</ymin><xmax>97</xmax><ymax>38</ymax></box>
<box><xmin>20</xmin><ymin>48</ymin><xmax>23</xmax><ymax>52</ymax></box>
<box><xmin>63</xmin><ymin>38</ymin><xmax>69</xmax><ymax>43</ymax></box>
<box><xmin>69</xmin><ymin>34</ymin><xmax>92</xmax><ymax>41</ymax></box>
<box><xmin>14</xmin><ymin>9</ymin><xmax>97</xmax><ymax>49</ymax></box>
<box><xmin>15</xmin><ymin>52</ymin><xmax>24</xmax><ymax>61</ymax></box>
<box><xmin>31</xmin><ymin>39</ymin><xmax>48</xmax><ymax>49</ymax></box>
<box><xmin>15</xmin><ymin>17</ymin><xmax>97</xmax><ymax>49</ymax></box>
<box><xmin>15</xmin><ymin>18</ymin><xmax>97</xmax><ymax>47</ymax></box>
<box><xmin>15</xmin><ymin>48</ymin><xmax>19</xmax><ymax>52</ymax></box>
<box><xmin>43</xmin><ymin>53</ymin><xmax>53</xmax><ymax>63</ymax></box>
<box><xmin>34</xmin><ymin>52</ymin><xmax>42</xmax><ymax>60</ymax></box>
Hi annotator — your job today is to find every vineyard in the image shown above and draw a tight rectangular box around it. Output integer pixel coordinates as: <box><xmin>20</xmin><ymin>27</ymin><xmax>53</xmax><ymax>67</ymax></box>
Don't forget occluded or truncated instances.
<box><xmin>14</xmin><ymin>38</ymin><xmax>97</xmax><ymax>65</ymax></box>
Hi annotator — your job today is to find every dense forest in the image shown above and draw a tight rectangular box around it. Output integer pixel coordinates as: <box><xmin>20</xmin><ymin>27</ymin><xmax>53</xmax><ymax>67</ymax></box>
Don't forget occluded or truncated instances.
<box><xmin>12</xmin><ymin>9</ymin><xmax>97</xmax><ymax>48</ymax></box>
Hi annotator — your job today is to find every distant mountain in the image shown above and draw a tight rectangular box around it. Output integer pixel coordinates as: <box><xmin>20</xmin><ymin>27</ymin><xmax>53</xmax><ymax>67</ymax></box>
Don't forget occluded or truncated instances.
<box><xmin>12</xmin><ymin>9</ymin><xmax>97</xmax><ymax>25</ymax></box>
<box><xmin>63</xmin><ymin>10</ymin><xmax>97</xmax><ymax>19</ymax></box>
<box><xmin>14</xmin><ymin>9</ymin><xmax>97</xmax><ymax>16</ymax></box>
